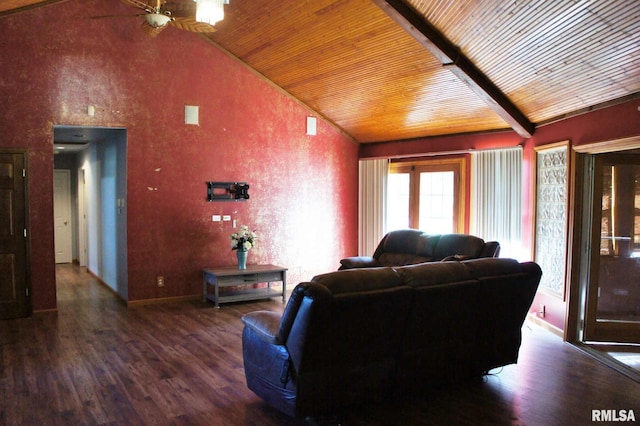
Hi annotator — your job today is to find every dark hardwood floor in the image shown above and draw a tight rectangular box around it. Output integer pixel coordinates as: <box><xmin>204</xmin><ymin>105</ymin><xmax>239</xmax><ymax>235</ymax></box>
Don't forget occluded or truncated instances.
<box><xmin>598</xmin><ymin>345</ymin><xmax>640</xmax><ymax>372</ymax></box>
<box><xmin>1</xmin><ymin>264</ymin><xmax>639</xmax><ymax>425</ymax></box>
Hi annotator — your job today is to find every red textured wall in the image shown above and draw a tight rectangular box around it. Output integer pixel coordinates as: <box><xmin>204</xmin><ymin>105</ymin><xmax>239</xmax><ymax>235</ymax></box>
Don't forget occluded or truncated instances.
<box><xmin>527</xmin><ymin>99</ymin><xmax>640</xmax><ymax>331</ymax></box>
<box><xmin>361</xmin><ymin>99</ymin><xmax>640</xmax><ymax>332</ymax></box>
<box><xmin>0</xmin><ymin>0</ymin><xmax>358</xmax><ymax>309</ymax></box>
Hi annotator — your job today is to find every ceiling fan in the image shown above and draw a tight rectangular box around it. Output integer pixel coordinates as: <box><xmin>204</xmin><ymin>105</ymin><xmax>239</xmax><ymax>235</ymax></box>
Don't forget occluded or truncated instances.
<box><xmin>118</xmin><ymin>0</ymin><xmax>223</xmax><ymax>37</ymax></box>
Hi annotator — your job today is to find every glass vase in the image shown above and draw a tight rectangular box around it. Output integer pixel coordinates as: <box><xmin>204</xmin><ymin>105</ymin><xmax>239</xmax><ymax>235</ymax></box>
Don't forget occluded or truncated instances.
<box><xmin>237</xmin><ymin>250</ymin><xmax>248</xmax><ymax>269</ymax></box>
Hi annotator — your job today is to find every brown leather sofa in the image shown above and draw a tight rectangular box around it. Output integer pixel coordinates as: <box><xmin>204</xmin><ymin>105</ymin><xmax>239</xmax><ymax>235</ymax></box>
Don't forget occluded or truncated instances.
<box><xmin>241</xmin><ymin>258</ymin><xmax>541</xmax><ymax>418</ymax></box>
<box><xmin>339</xmin><ymin>229</ymin><xmax>500</xmax><ymax>269</ymax></box>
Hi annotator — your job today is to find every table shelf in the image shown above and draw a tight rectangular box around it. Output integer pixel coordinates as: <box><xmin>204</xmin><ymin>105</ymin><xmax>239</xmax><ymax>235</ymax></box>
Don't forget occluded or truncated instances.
<box><xmin>202</xmin><ymin>264</ymin><xmax>287</xmax><ymax>308</ymax></box>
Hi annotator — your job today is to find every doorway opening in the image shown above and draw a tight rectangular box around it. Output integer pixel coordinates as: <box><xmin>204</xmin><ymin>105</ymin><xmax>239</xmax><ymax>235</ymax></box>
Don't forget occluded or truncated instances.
<box><xmin>582</xmin><ymin>154</ymin><xmax>640</xmax><ymax>343</ymax></box>
<box><xmin>53</xmin><ymin>125</ymin><xmax>128</xmax><ymax>301</ymax></box>
<box><xmin>570</xmin><ymin>139</ymin><xmax>640</xmax><ymax>382</ymax></box>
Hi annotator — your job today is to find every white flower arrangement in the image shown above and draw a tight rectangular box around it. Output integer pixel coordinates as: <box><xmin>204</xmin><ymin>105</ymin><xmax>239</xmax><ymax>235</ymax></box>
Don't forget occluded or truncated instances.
<box><xmin>230</xmin><ymin>225</ymin><xmax>257</xmax><ymax>251</ymax></box>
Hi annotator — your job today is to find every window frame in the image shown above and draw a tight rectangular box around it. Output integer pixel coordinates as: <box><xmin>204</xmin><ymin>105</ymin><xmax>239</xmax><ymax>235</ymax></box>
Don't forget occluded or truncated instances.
<box><xmin>388</xmin><ymin>157</ymin><xmax>466</xmax><ymax>233</ymax></box>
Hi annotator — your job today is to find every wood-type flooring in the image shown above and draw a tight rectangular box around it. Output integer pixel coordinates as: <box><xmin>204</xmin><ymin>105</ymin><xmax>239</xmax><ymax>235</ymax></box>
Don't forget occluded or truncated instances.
<box><xmin>1</xmin><ymin>264</ymin><xmax>639</xmax><ymax>425</ymax></box>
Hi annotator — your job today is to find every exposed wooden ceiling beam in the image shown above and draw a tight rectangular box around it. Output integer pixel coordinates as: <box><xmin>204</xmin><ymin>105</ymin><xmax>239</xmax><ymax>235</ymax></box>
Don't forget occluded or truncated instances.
<box><xmin>0</xmin><ymin>1</ymin><xmax>68</xmax><ymax>17</ymax></box>
<box><xmin>372</xmin><ymin>0</ymin><xmax>535</xmax><ymax>138</ymax></box>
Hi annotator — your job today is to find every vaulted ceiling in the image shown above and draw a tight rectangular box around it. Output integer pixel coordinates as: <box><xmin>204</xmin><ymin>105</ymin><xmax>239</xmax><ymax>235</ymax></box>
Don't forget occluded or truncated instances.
<box><xmin>3</xmin><ymin>0</ymin><xmax>639</xmax><ymax>143</ymax></box>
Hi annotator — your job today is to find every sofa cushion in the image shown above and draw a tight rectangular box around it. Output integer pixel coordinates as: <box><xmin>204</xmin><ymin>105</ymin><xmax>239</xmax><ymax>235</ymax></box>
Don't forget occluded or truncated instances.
<box><xmin>440</xmin><ymin>254</ymin><xmax>472</xmax><ymax>262</ymax></box>
<box><xmin>416</xmin><ymin>234</ymin><xmax>441</xmax><ymax>258</ymax></box>
<box><xmin>433</xmin><ymin>234</ymin><xmax>485</xmax><ymax>260</ymax></box>
<box><xmin>460</xmin><ymin>258</ymin><xmax>542</xmax><ymax>372</ymax></box>
<box><xmin>377</xmin><ymin>253</ymin><xmax>432</xmax><ymax>267</ymax></box>
<box><xmin>395</xmin><ymin>261</ymin><xmax>474</xmax><ymax>288</ymax></box>
<box><xmin>379</xmin><ymin>229</ymin><xmax>425</xmax><ymax>254</ymax></box>
<box><xmin>461</xmin><ymin>257</ymin><xmax>525</xmax><ymax>278</ymax></box>
<box><xmin>311</xmin><ymin>267</ymin><xmax>403</xmax><ymax>294</ymax></box>
<box><xmin>399</xmin><ymin>280</ymin><xmax>482</xmax><ymax>388</ymax></box>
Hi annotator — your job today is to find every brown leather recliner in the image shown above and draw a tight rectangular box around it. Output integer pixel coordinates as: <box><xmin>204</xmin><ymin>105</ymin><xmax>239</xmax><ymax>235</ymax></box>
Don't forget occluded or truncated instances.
<box><xmin>339</xmin><ymin>229</ymin><xmax>500</xmax><ymax>270</ymax></box>
<box><xmin>241</xmin><ymin>258</ymin><xmax>541</xmax><ymax>418</ymax></box>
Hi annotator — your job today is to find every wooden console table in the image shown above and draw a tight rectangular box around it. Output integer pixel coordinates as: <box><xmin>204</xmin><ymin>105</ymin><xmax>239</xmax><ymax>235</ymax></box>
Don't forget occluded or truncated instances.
<box><xmin>202</xmin><ymin>264</ymin><xmax>287</xmax><ymax>308</ymax></box>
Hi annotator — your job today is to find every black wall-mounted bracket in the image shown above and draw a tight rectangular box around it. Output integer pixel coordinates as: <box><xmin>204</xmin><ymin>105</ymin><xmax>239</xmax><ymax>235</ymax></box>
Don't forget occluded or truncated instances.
<box><xmin>207</xmin><ymin>181</ymin><xmax>250</xmax><ymax>201</ymax></box>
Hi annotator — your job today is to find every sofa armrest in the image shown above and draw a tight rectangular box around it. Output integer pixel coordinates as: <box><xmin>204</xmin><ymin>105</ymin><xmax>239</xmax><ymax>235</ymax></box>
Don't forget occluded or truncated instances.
<box><xmin>242</xmin><ymin>311</ymin><xmax>283</xmax><ymax>345</ymax></box>
<box><xmin>242</xmin><ymin>312</ymin><xmax>297</xmax><ymax>416</ymax></box>
<box><xmin>481</xmin><ymin>241</ymin><xmax>501</xmax><ymax>258</ymax></box>
<box><xmin>339</xmin><ymin>256</ymin><xmax>381</xmax><ymax>270</ymax></box>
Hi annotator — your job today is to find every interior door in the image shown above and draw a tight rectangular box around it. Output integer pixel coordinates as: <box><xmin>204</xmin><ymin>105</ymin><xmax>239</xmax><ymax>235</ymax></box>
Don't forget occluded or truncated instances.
<box><xmin>0</xmin><ymin>151</ymin><xmax>30</xmax><ymax>319</ymax></box>
<box><xmin>78</xmin><ymin>168</ymin><xmax>87</xmax><ymax>267</ymax></box>
<box><xmin>54</xmin><ymin>169</ymin><xmax>72</xmax><ymax>264</ymax></box>
<box><xmin>583</xmin><ymin>153</ymin><xmax>640</xmax><ymax>343</ymax></box>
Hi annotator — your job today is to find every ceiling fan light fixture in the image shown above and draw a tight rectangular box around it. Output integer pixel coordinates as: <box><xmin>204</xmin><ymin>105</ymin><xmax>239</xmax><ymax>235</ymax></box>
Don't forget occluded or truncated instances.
<box><xmin>194</xmin><ymin>0</ymin><xmax>229</xmax><ymax>25</ymax></box>
<box><xmin>145</xmin><ymin>13</ymin><xmax>172</xmax><ymax>28</ymax></box>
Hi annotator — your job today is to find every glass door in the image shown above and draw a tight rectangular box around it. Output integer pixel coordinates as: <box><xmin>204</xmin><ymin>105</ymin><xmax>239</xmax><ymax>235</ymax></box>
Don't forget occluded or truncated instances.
<box><xmin>583</xmin><ymin>154</ymin><xmax>640</xmax><ymax>343</ymax></box>
<box><xmin>387</xmin><ymin>158</ymin><xmax>464</xmax><ymax>234</ymax></box>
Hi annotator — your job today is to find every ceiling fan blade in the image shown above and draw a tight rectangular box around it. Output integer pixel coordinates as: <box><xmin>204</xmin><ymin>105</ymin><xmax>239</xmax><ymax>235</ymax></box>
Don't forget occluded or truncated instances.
<box><xmin>163</xmin><ymin>1</ymin><xmax>196</xmax><ymax>18</ymax></box>
<box><xmin>120</xmin><ymin>0</ymin><xmax>157</xmax><ymax>13</ymax></box>
<box><xmin>171</xmin><ymin>17</ymin><xmax>217</xmax><ymax>33</ymax></box>
<box><xmin>90</xmin><ymin>13</ymin><xmax>145</xmax><ymax>20</ymax></box>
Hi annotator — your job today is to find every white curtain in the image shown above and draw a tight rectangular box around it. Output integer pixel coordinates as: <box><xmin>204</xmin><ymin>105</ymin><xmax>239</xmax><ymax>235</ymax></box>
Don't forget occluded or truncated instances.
<box><xmin>358</xmin><ymin>159</ymin><xmax>388</xmax><ymax>256</ymax></box>
<box><xmin>470</xmin><ymin>147</ymin><xmax>525</xmax><ymax>260</ymax></box>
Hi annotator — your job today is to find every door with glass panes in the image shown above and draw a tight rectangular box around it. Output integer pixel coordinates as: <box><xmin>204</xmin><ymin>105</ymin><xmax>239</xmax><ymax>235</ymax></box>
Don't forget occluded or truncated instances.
<box><xmin>387</xmin><ymin>159</ymin><xmax>464</xmax><ymax>234</ymax></box>
<box><xmin>583</xmin><ymin>154</ymin><xmax>640</xmax><ymax>343</ymax></box>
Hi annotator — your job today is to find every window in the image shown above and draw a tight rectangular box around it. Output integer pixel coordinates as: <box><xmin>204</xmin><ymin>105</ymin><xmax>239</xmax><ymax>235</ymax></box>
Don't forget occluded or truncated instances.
<box><xmin>387</xmin><ymin>158</ymin><xmax>465</xmax><ymax>233</ymax></box>
<box><xmin>387</xmin><ymin>171</ymin><xmax>410</xmax><ymax>231</ymax></box>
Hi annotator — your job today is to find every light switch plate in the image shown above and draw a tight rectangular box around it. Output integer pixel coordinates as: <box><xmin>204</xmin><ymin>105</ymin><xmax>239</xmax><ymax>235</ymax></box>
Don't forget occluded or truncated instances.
<box><xmin>306</xmin><ymin>116</ymin><xmax>317</xmax><ymax>135</ymax></box>
<box><xmin>185</xmin><ymin>105</ymin><xmax>199</xmax><ymax>125</ymax></box>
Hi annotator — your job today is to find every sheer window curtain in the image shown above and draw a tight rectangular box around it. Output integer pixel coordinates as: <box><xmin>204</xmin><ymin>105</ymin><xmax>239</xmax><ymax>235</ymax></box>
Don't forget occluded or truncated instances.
<box><xmin>470</xmin><ymin>147</ymin><xmax>525</xmax><ymax>260</ymax></box>
<box><xmin>358</xmin><ymin>159</ymin><xmax>388</xmax><ymax>256</ymax></box>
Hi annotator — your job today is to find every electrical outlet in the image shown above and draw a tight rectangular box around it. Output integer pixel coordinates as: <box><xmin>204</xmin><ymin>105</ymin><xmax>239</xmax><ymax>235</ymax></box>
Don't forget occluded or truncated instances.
<box><xmin>157</xmin><ymin>275</ymin><xmax>165</xmax><ymax>287</ymax></box>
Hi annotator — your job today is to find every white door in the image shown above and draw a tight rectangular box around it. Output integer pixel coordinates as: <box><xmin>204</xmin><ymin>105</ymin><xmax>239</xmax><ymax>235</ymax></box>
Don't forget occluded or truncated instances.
<box><xmin>54</xmin><ymin>170</ymin><xmax>72</xmax><ymax>263</ymax></box>
<box><xmin>78</xmin><ymin>168</ymin><xmax>87</xmax><ymax>267</ymax></box>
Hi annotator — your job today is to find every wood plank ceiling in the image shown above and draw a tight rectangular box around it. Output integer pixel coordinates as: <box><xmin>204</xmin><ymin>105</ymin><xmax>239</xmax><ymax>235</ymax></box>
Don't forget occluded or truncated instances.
<box><xmin>3</xmin><ymin>0</ymin><xmax>640</xmax><ymax>143</ymax></box>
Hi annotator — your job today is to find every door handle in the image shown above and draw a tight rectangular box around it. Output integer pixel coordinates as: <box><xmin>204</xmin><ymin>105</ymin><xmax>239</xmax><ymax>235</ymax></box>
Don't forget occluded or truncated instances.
<box><xmin>64</xmin><ymin>221</ymin><xmax>68</xmax><ymax>226</ymax></box>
